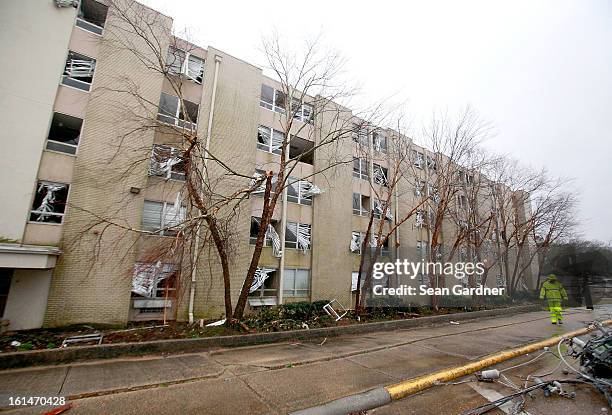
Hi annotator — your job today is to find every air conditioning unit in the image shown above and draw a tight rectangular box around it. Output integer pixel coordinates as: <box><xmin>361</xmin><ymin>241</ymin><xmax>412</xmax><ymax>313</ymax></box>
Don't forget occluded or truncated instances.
<box><xmin>54</xmin><ymin>0</ymin><xmax>79</xmax><ymax>8</ymax></box>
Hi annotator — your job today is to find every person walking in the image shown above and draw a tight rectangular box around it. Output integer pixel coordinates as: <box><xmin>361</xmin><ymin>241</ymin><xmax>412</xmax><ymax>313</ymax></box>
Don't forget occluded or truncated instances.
<box><xmin>539</xmin><ymin>274</ymin><xmax>568</xmax><ymax>325</ymax></box>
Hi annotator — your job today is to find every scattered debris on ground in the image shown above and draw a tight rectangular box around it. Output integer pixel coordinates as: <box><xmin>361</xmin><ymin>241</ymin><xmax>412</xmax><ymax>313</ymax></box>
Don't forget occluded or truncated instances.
<box><xmin>0</xmin><ymin>301</ymin><xmax>532</xmax><ymax>353</ymax></box>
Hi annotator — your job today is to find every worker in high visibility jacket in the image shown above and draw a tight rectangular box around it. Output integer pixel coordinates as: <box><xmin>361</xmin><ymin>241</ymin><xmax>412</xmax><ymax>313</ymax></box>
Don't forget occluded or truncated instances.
<box><xmin>539</xmin><ymin>274</ymin><xmax>568</xmax><ymax>324</ymax></box>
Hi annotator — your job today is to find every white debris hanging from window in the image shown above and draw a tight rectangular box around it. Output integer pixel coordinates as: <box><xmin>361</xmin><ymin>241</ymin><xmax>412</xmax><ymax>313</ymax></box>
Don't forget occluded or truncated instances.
<box><xmin>373</xmin><ymin>165</ymin><xmax>388</xmax><ymax>186</ymax></box>
<box><xmin>64</xmin><ymin>59</ymin><xmax>95</xmax><ymax>78</ymax></box>
<box><xmin>34</xmin><ymin>183</ymin><xmax>67</xmax><ymax>222</ymax></box>
<box><xmin>415</xmin><ymin>210</ymin><xmax>425</xmax><ymax>228</ymax></box>
<box><xmin>249</xmin><ymin>267</ymin><xmax>275</xmax><ymax>293</ymax></box>
<box><xmin>297</xmin><ymin>224</ymin><xmax>311</xmax><ymax>251</ymax></box>
<box><xmin>132</xmin><ymin>262</ymin><xmax>176</xmax><ymax>297</ymax></box>
<box><xmin>250</xmin><ymin>172</ymin><xmax>266</xmax><ymax>194</ymax></box>
<box><xmin>350</xmin><ymin>232</ymin><xmax>361</xmax><ymax>253</ymax></box>
<box><xmin>373</xmin><ymin>200</ymin><xmax>393</xmax><ymax>221</ymax></box>
<box><xmin>150</xmin><ymin>145</ymin><xmax>183</xmax><ymax>179</ymax></box>
<box><xmin>300</xmin><ymin>181</ymin><xmax>323</xmax><ymax>197</ymax></box>
<box><xmin>163</xmin><ymin>193</ymin><xmax>186</xmax><ymax>231</ymax></box>
<box><xmin>265</xmin><ymin>224</ymin><xmax>282</xmax><ymax>258</ymax></box>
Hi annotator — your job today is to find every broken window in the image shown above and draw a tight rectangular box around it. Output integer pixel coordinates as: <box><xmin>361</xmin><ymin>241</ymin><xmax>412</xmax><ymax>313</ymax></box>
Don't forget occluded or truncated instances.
<box><xmin>415</xmin><ymin>210</ymin><xmax>425</xmax><ymax>228</ymax></box>
<box><xmin>250</xmin><ymin>217</ymin><xmax>281</xmax><ymax>257</ymax></box>
<box><xmin>141</xmin><ymin>199</ymin><xmax>186</xmax><ymax>236</ymax></box>
<box><xmin>412</xmin><ymin>150</ymin><xmax>424</xmax><ymax>169</ymax></box>
<box><xmin>283</xmin><ymin>268</ymin><xmax>310</xmax><ymax>297</ymax></box>
<box><xmin>131</xmin><ymin>262</ymin><xmax>177</xmax><ymax>299</ymax></box>
<box><xmin>157</xmin><ymin>92</ymin><xmax>199</xmax><ymax>129</ymax></box>
<box><xmin>62</xmin><ymin>51</ymin><xmax>96</xmax><ymax>91</ymax></box>
<box><xmin>45</xmin><ymin>112</ymin><xmax>82</xmax><ymax>155</ymax></box>
<box><xmin>352</xmin><ymin>193</ymin><xmax>370</xmax><ymax>216</ymax></box>
<box><xmin>285</xmin><ymin>222</ymin><xmax>311</xmax><ymax>251</ymax></box>
<box><xmin>30</xmin><ymin>181</ymin><xmax>69</xmax><ymax>223</ymax></box>
<box><xmin>414</xmin><ymin>180</ymin><xmax>426</xmax><ymax>197</ymax></box>
<box><xmin>260</xmin><ymin>84</ymin><xmax>274</xmax><ymax>110</ymax></box>
<box><xmin>416</xmin><ymin>240</ymin><xmax>428</xmax><ymax>258</ymax></box>
<box><xmin>426</xmin><ymin>155</ymin><xmax>437</xmax><ymax>171</ymax></box>
<box><xmin>149</xmin><ymin>145</ymin><xmax>185</xmax><ymax>181</ymax></box>
<box><xmin>249</xmin><ymin>217</ymin><xmax>271</xmax><ymax>246</ymax></box>
<box><xmin>380</xmin><ymin>237</ymin><xmax>390</xmax><ymax>257</ymax></box>
<box><xmin>352</xmin><ymin>124</ymin><xmax>369</xmax><ymax>147</ymax></box>
<box><xmin>251</xmin><ymin>169</ymin><xmax>278</xmax><ymax>195</ymax></box>
<box><xmin>287</xmin><ymin>177</ymin><xmax>313</xmax><ymax>205</ymax></box>
<box><xmin>373</xmin><ymin>131</ymin><xmax>387</xmax><ymax>153</ymax></box>
<box><xmin>373</xmin><ymin>164</ymin><xmax>388</xmax><ymax>187</ymax></box>
<box><xmin>290</xmin><ymin>98</ymin><xmax>314</xmax><ymax>123</ymax></box>
<box><xmin>76</xmin><ymin>0</ymin><xmax>108</xmax><ymax>35</ymax></box>
<box><xmin>165</xmin><ymin>46</ymin><xmax>204</xmax><ymax>84</ymax></box>
<box><xmin>257</xmin><ymin>125</ymin><xmax>283</xmax><ymax>155</ymax></box>
<box><xmin>289</xmin><ymin>136</ymin><xmax>314</xmax><ymax>165</ymax></box>
<box><xmin>353</xmin><ymin>157</ymin><xmax>369</xmax><ymax>180</ymax></box>
<box><xmin>458</xmin><ymin>194</ymin><xmax>467</xmax><ymax>209</ymax></box>
<box><xmin>273</xmin><ymin>89</ymin><xmax>286</xmax><ymax>113</ymax></box>
<box><xmin>249</xmin><ymin>268</ymin><xmax>278</xmax><ymax>298</ymax></box>
<box><xmin>350</xmin><ymin>231</ymin><xmax>362</xmax><ymax>253</ymax></box>
<box><xmin>373</xmin><ymin>199</ymin><xmax>393</xmax><ymax>221</ymax></box>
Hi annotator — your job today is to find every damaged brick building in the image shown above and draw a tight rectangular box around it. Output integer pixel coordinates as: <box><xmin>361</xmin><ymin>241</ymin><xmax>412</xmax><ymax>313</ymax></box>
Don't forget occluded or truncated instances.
<box><xmin>0</xmin><ymin>0</ymin><xmax>538</xmax><ymax>330</ymax></box>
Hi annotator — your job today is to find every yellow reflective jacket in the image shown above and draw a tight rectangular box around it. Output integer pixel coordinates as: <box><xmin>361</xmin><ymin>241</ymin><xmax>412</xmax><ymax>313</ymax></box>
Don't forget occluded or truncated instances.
<box><xmin>539</xmin><ymin>279</ymin><xmax>568</xmax><ymax>301</ymax></box>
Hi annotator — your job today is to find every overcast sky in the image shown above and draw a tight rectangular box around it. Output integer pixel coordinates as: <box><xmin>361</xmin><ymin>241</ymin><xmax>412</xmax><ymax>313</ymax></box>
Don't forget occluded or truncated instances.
<box><xmin>142</xmin><ymin>0</ymin><xmax>611</xmax><ymax>243</ymax></box>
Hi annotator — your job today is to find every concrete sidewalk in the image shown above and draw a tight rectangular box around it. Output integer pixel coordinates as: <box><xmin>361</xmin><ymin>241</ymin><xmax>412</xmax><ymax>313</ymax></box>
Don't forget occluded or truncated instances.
<box><xmin>0</xmin><ymin>307</ymin><xmax>606</xmax><ymax>414</ymax></box>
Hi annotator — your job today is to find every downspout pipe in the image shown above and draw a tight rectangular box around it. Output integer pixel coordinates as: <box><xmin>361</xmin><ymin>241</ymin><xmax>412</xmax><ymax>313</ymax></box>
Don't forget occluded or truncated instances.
<box><xmin>277</xmin><ymin>137</ymin><xmax>291</xmax><ymax>305</ymax></box>
<box><xmin>189</xmin><ymin>54</ymin><xmax>222</xmax><ymax>324</ymax></box>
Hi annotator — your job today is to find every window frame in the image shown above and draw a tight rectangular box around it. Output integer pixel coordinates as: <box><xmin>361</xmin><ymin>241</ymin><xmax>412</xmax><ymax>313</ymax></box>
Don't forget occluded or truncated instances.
<box><xmin>286</xmin><ymin>177</ymin><xmax>313</xmax><ymax>206</ymax></box>
<box><xmin>249</xmin><ymin>268</ymin><xmax>278</xmax><ymax>298</ymax></box>
<box><xmin>373</xmin><ymin>163</ymin><xmax>388</xmax><ymax>187</ymax></box>
<box><xmin>149</xmin><ymin>144</ymin><xmax>186</xmax><ymax>181</ymax></box>
<box><xmin>412</xmin><ymin>150</ymin><xmax>424</xmax><ymax>169</ymax></box>
<box><xmin>141</xmin><ymin>200</ymin><xmax>187</xmax><ymax>237</ymax></box>
<box><xmin>284</xmin><ymin>221</ymin><xmax>311</xmax><ymax>250</ymax></box>
<box><xmin>45</xmin><ymin>112</ymin><xmax>83</xmax><ymax>156</ymax></box>
<box><xmin>352</xmin><ymin>193</ymin><xmax>369</xmax><ymax>216</ymax></box>
<box><xmin>166</xmin><ymin>46</ymin><xmax>205</xmax><ymax>84</ymax></box>
<box><xmin>75</xmin><ymin>0</ymin><xmax>108</xmax><ymax>36</ymax></box>
<box><xmin>256</xmin><ymin>125</ymin><xmax>283</xmax><ymax>155</ymax></box>
<box><xmin>61</xmin><ymin>50</ymin><xmax>96</xmax><ymax>92</ymax></box>
<box><xmin>156</xmin><ymin>92</ymin><xmax>199</xmax><ymax>129</ymax></box>
<box><xmin>283</xmin><ymin>268</ymin><xmax>310</xmax><ymax>297</ymax></box>
<box><xmin>352</xmin><ymin>157</ymin><xmax>369</xmax><ymax>180</ymax></box>
<box><xmin>29</xmin><ymin>181</ymin><xmax>71</xmax><ymax>225</ymax></box>
<box><xmin>249</xmin><ymin>217</ymin><xmax>273</xmax><ymax>246</ymax></box>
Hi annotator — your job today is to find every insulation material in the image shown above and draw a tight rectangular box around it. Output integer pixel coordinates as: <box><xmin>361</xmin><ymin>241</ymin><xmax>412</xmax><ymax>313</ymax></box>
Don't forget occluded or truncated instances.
<box><xmin>266</xmin><ymin>224</ymin><xmax>282</xmax><ymax>258</ymax></box>
<box><xmin>415</xmin><ymin>210</ymin><xmax>425</xmax><ymax>227</ymax></box>
<box><xmin>132</xmin><ymin>262</ymin><xmax>176</xmax><ymax>297</ymax></box>
<box><xmin>373</xmin><ymin>135</ymin><xmax>383</xmax><ymax>152</ymax></box>
<box><xmin>250</xmin><ymin>172</ymin><xmax>266</xmax><ymax>194</ymax></box>
<box><xmin>287</xmin><ymin>222</ymin><xmax>311</xmax><ymax>252</ymax></box>
<box><xmin>300</xmin><ymin>181</ymin><xmax>323</xmax><ymax>197</ymax></box>
<box><xmin>249</xmin><ymin>267</ymin><xmax>275</xmax><ymax>293</ymax></box>
<box><xmin>65</xmin><ymin>59</ymin><xmax>95</xmax><ymax>78</ymax></box>
<box><xmin>373</xmin><ymin>200</ymin><xmax>393</xmax><ymax>221</ymax></box>
<box><xmin>373</xmin><ymin>165</ymin><xmax>388</xmax><ymax>186</ymax></box>
<box><xmin>297</xmin><ymin>224</ymin><xmax>311</xmax><ymax>251</ymax></box>
<box><xmin>271</xmin><ymin>130</ymin><xmax>284</xmax><ymax>151</ymax></box>
<box><xmin>34</xmin><ymin>183</ymin><xmax>67</xmax><ymax>221</ymax></box>
<box><xmin>164</xmin><ymin>193</ymin><xmax>186</xmax><ymax>229</ymax></box>
<box><xmin>350</xmin><ymin>232</ymin><xmax>361</xmax><ymax>253</ymax></box>
<box><xmin>351</xmin><ymin>272</ymin><xmax>359</xmax><ymax>292</ymax></box>
<box><xmin>150</xmin><ymin>146</ymin><xmax>182</xmax><ymax>177</ymax></box>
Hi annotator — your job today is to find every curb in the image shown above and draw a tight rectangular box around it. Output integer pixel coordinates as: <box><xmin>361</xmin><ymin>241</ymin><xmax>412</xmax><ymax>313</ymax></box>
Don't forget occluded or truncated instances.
<box><xmin>0</xmin><ymin>305</ymin><xmax>539</xmax><ymax>369</ymax></box>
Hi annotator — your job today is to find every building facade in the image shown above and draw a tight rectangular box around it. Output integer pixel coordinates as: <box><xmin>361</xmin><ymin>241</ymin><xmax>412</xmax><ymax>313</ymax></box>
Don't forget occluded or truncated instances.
<box><xmin>0</xmin><ymin>0</ymin><xmax>537</xmax><ymax>330</ymax></box>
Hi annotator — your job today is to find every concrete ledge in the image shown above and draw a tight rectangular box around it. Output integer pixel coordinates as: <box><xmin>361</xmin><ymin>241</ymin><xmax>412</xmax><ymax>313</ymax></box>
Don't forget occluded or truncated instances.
<box><xmin>0</xmin><ymin>305</ymin><xmax>539</xmax><ymax>369</ymax></box>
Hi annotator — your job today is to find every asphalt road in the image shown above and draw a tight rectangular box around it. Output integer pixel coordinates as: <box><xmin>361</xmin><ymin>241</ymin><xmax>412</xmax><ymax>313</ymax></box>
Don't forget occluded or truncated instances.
<box><xmin>2</xmin><ymin>306</ymin><xmax>610</xmax><ymax>415</ymax></box>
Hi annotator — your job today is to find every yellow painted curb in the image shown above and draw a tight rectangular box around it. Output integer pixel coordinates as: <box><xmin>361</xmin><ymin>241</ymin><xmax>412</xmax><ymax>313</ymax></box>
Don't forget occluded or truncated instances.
<box><xmin>385</xmin><ymin>320</ymin><xmax>612</xmax><ymax>400</ymax></box>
